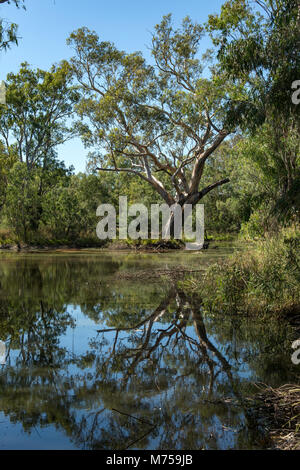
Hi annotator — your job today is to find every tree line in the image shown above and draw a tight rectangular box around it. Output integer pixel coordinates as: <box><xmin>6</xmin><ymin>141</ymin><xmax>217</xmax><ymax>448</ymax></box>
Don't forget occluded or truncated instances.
<box><xmin>0</xmin><ymin>0</ymin><xmax>299</xmax><ymax>245</ymax></box>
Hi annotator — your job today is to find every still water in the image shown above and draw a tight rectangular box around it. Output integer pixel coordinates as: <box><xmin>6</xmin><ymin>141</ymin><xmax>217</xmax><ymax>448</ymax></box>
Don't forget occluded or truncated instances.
<box><xmin>0</xmin><ymin>247</ymin><xmax>297</xmax><ymax>450</ymax></box>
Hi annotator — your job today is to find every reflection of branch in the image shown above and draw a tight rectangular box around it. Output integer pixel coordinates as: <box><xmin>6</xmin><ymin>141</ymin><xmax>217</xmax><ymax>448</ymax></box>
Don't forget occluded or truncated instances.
<box><xmin>125</xmin><ymin>425</ymin><xmax>157</xmax><ymax>450</ymax></box>
<box><xmin>112</xmin><ymin>407</ymin><xmax>157</xmax><ymax>451</ymax></box>
<box><xmin>99</xmin><ymin>287</ymin><xmax>236</xmax><ymax>399</ymax></box>
<box><xmin>112</xmin><ymin>408</ymin><xmax>153</xmax><ymax>426</ymax></box>
<box><xmin>191</xmin><ymin>305</ymin><xmax>231</xmax><ymax>371</ymax></box>
<box><xmin>97</xmin><ymin>288</ymin><xmax>175</xmax><ymax>335</ymax></box>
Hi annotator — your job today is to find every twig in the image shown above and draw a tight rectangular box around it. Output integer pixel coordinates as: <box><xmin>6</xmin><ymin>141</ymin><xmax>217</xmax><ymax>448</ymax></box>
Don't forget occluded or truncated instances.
<box><xmin>111</xmin><ymin>408</ymin><xmax>154</xmax><ymax>426</ymax></box>
<box><xmin>125</xmin><ymin>426</ymin><xmax>156</xmax><ymax>450</ymax></box>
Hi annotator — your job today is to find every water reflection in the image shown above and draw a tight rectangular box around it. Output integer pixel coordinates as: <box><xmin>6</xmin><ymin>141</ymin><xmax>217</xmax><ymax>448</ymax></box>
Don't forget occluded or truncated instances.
<box><xmin>0</xmin><ymin>254</ymin><xmax>297</xmax><ymax>449</ymax></box>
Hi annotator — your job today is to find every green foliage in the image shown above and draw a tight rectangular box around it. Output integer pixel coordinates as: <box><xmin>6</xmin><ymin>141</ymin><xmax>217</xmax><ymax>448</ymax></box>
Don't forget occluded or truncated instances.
<box><xmin>183</xmin><ymin>227</ymin><xmax>300</xmax><ymax>316</ymax></box>
<box><xmin>240</xmin><ymin>208</ymin><xmax>269</xmax><ymax>239</ymax></box>
<box><xmin>0</xmin><ymin>0</ymin><xmax>25</xmax><ymax>51</ymax></box>
<box><xmin>42</xmin><ymin>182</ymin><xmax>83</xmax><ymax>239</ymax></box>
<box><xmin>0</xmin><ymin>62</ymin><xmax>79</xmax><ymax>171</ymax></box>
<box><xmin>0</xmin><ymin>7</ymin><xmax>298</xmax><ymax>245</ymax></box>
<box><xmin>0</xmin><ymin>140</ymin><xmax>17</xmax><ymax>211</ymax></box>
<box><xmin>199</xmin><ymin>136</ymin><xmax>255</xmax><ymax>233</ymax></box>
<box><xmin>67</xmin><ymin>16</ymin><xmax>237</xmax><ymax>213</ymax></box>
<box><xmin>201</xmin><ymin>114</ymin><xmax>300</xmax><ymax>236</ymax></box>
<box><xmin>5</xmin><ymin>162</ymin><xmax>40</xmax><ymax>241</ymax></box>
<box><xmin>207</xmin><ymin>0</ymin><xmax>300</xmax><ymax>128</ymax></box>
<box><xmin>41</xmin><ymin>173</ymin><xmax>111</xmax><ymax>240</ymax></box>
<box><xmin>237</xmin><ymin>117</ymin><xmax>300</xmax><ymax>228</ymax></box>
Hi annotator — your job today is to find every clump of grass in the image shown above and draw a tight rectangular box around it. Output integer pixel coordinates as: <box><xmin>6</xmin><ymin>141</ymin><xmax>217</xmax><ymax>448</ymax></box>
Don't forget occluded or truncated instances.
<box><xmin>0</xmin><ymin>228</ymin><xmax>18</xmax><ymax>247</ymax></box>
<box><xmin>182</xmin><ymin>228</ymin><xmax>300</xmax><ymax>317</ymax></box>
<box><xmin>206</xmin><ymin>232</ymin><xmax>237</xmax><ymax>242</ymax></box>
<box><xmin>254</xmin><ymin>383</ymin><xmax>300</xmax><ymax>450</ymax></box>
<box><xmin>117</xmin><ymin>238</ymin><xmax>184</xmax><ymax>250</ymax></box>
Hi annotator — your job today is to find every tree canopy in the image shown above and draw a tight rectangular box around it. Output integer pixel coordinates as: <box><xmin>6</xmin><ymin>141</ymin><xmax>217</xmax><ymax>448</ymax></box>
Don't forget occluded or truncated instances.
<box><xmin>67</xmin><ymin>16</ymin><xmax>241</xmax><ymax>214</ymax></box>
<box><xmin>207</xmin><ymin>0</ymin><xmax>300</xmax><ymax>128</ymax></box>
<box><xmin>0</xmin><ymin>2</ymin><xmax>298</xmax><ymax>245</ymax></box>
<box><xmin>207</xmin><ymin>0</ymin><xmax>300</xmax><ymax>221</ymax></box>
<box><xmin>0</xmin><ymin>61</ymin><xmax>79</xmax><ymax>171</ymax></box>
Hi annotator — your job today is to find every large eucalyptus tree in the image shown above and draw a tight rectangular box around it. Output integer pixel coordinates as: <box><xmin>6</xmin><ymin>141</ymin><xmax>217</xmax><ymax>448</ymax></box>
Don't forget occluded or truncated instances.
<box><xmin>68</xmin><ymin>15</ymin><xmax>238</xmax><ymax>233</ymax></box>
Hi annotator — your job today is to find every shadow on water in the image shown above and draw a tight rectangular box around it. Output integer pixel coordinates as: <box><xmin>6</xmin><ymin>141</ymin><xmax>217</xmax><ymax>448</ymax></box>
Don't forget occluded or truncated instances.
<box><xmin>0</xmin><ymin>252</ymin><xmax>298</xmax><ymax>449</ymax></box>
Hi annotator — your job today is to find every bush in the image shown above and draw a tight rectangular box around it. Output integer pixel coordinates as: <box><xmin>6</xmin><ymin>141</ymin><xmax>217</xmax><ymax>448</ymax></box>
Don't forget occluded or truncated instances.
<box><xmin>124</xmin><ymin>238</ymin><xmax>184</xmax><ymax>250</ymax></box>
<box><xmin>182</xmin><ymin>227</ymin><xmax>300</xmax><ymax>317</ymax></box>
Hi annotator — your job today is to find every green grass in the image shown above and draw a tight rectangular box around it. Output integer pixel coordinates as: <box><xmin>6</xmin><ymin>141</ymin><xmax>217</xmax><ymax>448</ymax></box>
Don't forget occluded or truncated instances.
<box><xmin>182</xmin><ymin>226</ymin><xmax>300</xmax><ymax>317</ymax></box>
<box><xmin>0</xmin><ymin>228</ymin><xmax>18</xmax><ymax>246</ymax></box>
<box><xmin>206</xmin><ymin>232</ymin><xmax>238</xmax><ymax>242</ymax></box>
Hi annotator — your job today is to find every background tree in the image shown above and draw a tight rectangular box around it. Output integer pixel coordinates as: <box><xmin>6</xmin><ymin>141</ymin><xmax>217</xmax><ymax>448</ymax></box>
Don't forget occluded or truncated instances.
<box><xmin>5</xmin><ymin>162</ymin><xmax>40</xmax><ymax>242</ymax></box>
<box><xmin>0</xmin><ymin>0</ymin><xmax>25</xmax><ymax>51</ymax></box>
<box><xmin>207</xmin><ymin>0</ymin><xmax>300</xmax><ymax>223</ymax></box>
<box><xmin>201</xmin><ymin>127</ymin><xmax>299</xmax><ymax>236</ymax></box>
<box><xmin>197</xmin><ymin>136</ymin><xmax>257</xmax><ymax>234</ymax></box>
<box><xmin>0</xmin><ymin>140</ymin><xmax>17</xmax><ymax>211</ymax></box>
<box><xmin>0</xmin><ymin>62</ymin><xmax>79</xmax><ymax>171</ymax></box>
<box><xmin>207</xmin><ymin>0</ymin><xmax>300</xmax><ymax>123</ymax></box>
<box><xmin>0</xmin><ymin>62</ymin><xmax>80</xmax><ymax>235</ymax></box>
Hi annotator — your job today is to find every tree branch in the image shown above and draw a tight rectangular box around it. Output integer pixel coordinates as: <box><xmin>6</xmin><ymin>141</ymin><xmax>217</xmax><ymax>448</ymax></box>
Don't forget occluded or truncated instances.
<box><xmin>186</xmin><ymin>178</ymin><xmax>230</xmax><ymax>205</ymax></box>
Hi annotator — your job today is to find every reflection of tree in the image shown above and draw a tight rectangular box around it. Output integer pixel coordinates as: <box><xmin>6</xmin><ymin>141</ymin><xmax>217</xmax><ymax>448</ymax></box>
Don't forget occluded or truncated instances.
<box><xmin>0</xmin><ymin>259</ymin><xmax>75</xmax><ymax>366</ymax></box>
<box><xmin>96</xmin><ymin>287</ymin><xmax>234</xmax><ymax>389</ymax></box>
<box><xmin>82</xmin><ymin>286</ymin><xmax>263</xmax><ymax>449</ymax></box>
<box><xmin>0</xmin><ymin>257</ymin><xmax>296</xmax><ymax>450</ymax></box>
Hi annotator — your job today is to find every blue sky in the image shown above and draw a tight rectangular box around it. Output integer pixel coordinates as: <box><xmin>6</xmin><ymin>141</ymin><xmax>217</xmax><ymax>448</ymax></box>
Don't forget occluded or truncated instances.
<box><xmin>0</xmin><ymin>0</ymin><xmax>225</xmax><ymax>173</ymax></box>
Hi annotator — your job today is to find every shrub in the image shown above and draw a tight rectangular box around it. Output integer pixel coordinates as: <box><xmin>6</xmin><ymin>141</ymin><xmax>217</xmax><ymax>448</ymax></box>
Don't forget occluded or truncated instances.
<box><xmin>182</xmin><ymin>228</ymin><xmax>300</xmax><ymax>317</ymax></box>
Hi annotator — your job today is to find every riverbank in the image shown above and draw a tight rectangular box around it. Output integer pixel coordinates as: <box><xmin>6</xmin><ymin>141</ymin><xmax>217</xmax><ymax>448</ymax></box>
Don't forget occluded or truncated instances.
<box><xmin>180</xmin><ymin>228</ymin><xmax>300</xmax><ymax>449</ymax></box>
<box><xmin>0</xmin><ymin>240</ymin><xmax>184</xmax><ymax>253</ymax></box>
<box><xmin>182</xmin><ymin>229</ymin><xmax>300</xmax><ymax>319</ymax></box>
<box><xmin>252</xmin><ymin>384</ymin><xmax>300</xmax><ymax>450</ymax></box>
<box><xmin>0</xmin><ymin>238</ymin><xmax>204</xmax><ymax>253</ymax></box>
<box><xmin>0</xmin><ymin>227</ymin><xmax>237</xmax><ymax>253</ymax></box>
